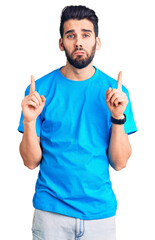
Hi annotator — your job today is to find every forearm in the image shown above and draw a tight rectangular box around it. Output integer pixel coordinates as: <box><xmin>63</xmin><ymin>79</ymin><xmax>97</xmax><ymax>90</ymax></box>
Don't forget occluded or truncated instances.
<box><xmin>108</xmin><ymin>124</ymin><xmax>132</xmax><ymax>171</ymax></box>
<box><xmin>19</xmin><ymin>119</ymin><xmax>42</xmax><ymax>169</ymax></box>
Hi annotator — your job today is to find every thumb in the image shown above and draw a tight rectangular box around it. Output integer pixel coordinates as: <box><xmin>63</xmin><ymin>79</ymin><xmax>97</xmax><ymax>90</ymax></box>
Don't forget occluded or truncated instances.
<box><xmin>105</xmin><ymin>87</ymin><xmax>112</xmax><ymax>100</ymax></box>
<box><xmin>40</xmin><ymin>95</ymin><xmax>46</xmax><ymax>103</ymax></box>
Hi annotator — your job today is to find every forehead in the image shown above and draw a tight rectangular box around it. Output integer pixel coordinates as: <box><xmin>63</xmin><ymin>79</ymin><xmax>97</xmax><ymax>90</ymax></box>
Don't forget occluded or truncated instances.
<box><xmin>63</xmin><ymin>19</ymin><xmax>94</xmax><ymax>34</ymax></box>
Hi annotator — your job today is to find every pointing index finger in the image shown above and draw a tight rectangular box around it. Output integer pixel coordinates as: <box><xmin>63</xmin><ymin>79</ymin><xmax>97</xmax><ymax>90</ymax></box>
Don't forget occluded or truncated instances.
<box><xmin>30</xmin><ymin>75</ymin><xmax>35</xmax><ymax>94</ymax></box>
<box><xmin>117</xmin><ymin>71</ymin><xmax>122</xmax><ymax>91</ymax></box>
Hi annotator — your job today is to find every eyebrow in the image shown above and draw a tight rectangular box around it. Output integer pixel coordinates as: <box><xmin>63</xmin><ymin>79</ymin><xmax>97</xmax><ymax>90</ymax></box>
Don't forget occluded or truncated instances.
<box><xmin>65</xmin><ymin>29</ymin><xmax>92</xmax><ymax>35</ymax></box>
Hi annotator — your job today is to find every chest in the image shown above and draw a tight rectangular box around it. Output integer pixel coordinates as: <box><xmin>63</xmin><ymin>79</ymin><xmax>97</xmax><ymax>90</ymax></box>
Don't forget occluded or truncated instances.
<box><xmin>41</xmin><ymin>82</ymin><xmax>111</xmax><ymax>143</ymax></box>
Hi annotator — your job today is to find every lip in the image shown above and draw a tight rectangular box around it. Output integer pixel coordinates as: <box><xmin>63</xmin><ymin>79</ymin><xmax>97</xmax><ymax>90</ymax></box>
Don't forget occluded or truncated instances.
<box><xmin>74</xmin><ymin>51</ymin><xmax>85</xmax><ymax>55</ymax></box>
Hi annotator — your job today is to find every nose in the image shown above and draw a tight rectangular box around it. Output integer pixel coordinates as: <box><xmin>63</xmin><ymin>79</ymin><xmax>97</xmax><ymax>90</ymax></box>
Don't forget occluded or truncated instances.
<box><xmin>76</xmin><ymin>44</ymin><xmax>82</xmax><ymax>49</ymax></box>
<box><xmin>75</xmin><ymin>36</ymin><xmax>83</xmax><ymax>49</ymax></box>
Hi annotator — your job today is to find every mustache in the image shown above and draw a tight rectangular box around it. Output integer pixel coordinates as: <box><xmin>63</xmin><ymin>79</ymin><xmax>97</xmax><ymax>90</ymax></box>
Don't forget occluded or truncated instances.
<box><xmin>75</xmin><ymin>47</ymin><xmax>83</xmax><ymax>51</ymax></box>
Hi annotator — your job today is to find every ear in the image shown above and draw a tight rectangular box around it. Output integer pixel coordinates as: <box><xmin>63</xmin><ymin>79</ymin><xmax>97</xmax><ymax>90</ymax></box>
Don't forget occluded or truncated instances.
<box><xmin>59</xmin><ymin>38</ymin><xmax>64</xmax><ymax>51</ymax></box>
<box><xmin>95</xmin><ymin>37</ymin><xmax>101</xmax><ymax>50</ymax></box>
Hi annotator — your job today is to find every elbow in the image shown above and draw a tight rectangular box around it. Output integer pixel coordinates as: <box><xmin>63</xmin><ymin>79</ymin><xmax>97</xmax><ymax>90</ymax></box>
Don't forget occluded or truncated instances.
<box><xmin>114</xmin><ymin>151</ymin><xmax>132</xmax><ymax>171</ymax></box>
<box><xmin>23</xmin><ymin>161</ymin><xmax>38</xmax><ymax>170</ymax></box>
<box><xmin>114</xmin><ymin>162</ymin><xmax>127</xmax><ymax>171</ymax></box>
<box><xmin>110</xmin><ymin>159</ymin><xmax>127</xmax><ymax>171</ymax></box>
<box><xmin>19</xmin><ymin>144</ymin><xmax>40</xmax><ymax>170</ymax></box>
<box><xmin>22</xmin><ymin>156</ymin><xmax>40</xmax><ymax>170</ymax></box>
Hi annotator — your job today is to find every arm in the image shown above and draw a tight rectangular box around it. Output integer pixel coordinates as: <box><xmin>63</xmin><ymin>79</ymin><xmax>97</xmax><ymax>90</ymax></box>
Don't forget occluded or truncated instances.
<box><xmin>19</xmin><ymin>75</ymin><xmax>46</xmax><ymax>170</ymax></box>
<box><xmin>108</xmin><ymin>122</ymin><xmax>132</xmax><ymax>171</ymax></box>
<box><xmin>19</xmin><ymin>120</ymin><xmax>42</xmax><ymax>169</ymax></box>
<box><xmin>106</xmin><ymin>72</ymin><xmax>131</xmax><ymax>171</ymax></box>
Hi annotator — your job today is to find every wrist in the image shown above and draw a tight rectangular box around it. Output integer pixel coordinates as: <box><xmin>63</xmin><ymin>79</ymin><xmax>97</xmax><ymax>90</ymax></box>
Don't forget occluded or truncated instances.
<box><xmin>23</xmin><ymin>118</ymin><xmax>36</xmax><ymax>127</ymax></box>
<box><xmin>22</xmin><ymin>119</ymin><xmax>37</xmax><ymax>137</ymax></box>
<box><xmin>111</xmin><ymin>114</ymin><xmax>124</xmax><ymax>120</ymax></box>
<box><xmin>111</xmin><ymin>114</ymin><xmax>126</xmax><ymax>125</ymax></box>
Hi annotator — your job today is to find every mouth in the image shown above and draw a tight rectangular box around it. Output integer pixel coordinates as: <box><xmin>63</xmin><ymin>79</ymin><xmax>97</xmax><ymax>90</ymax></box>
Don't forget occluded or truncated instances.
<box><xmin>74</xmin><ymin>51</ymin><xmax>85</xmax><ymax>56</ymax></box>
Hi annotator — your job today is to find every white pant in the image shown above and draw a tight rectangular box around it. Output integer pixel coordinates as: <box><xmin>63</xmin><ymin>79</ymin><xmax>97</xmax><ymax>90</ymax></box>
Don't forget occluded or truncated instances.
<box><xmin>32</xmin><ymin>209</ymin><xmax>116</xmax><ymax>240</ymax></box>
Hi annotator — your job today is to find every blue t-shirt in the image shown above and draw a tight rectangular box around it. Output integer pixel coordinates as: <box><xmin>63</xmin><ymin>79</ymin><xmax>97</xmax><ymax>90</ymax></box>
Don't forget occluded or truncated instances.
<box><xmin>18</xmin><ymin>67</ymin><xmax>137</xmax><ymax>220</ymax></box>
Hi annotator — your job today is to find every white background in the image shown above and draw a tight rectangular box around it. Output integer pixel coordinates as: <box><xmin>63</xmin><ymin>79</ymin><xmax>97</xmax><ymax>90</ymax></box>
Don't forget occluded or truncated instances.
<box><xmin>0</xmin><ymin>0</ymin><xmax>155</xmax><ymax>239</ymax></box>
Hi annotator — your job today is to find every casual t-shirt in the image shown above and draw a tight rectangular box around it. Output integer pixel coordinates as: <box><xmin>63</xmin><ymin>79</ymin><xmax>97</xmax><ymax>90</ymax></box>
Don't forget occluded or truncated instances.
<box><xmin>18</xmin><ymin>67</ymin><xmax>137</xmax><ymax>220</ymax></box>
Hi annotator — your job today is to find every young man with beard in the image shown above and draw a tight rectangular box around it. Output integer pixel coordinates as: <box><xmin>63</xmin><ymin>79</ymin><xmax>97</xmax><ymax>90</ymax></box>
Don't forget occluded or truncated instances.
<box><xmin>18</xmin><ymin>5</ymin><xmax>137</xmax><ymax>240</ymax></box>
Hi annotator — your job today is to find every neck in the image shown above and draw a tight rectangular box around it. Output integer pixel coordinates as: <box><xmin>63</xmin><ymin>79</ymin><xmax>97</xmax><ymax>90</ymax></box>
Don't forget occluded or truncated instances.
<box><xmin>60</xmin><ymin>62</ymin><xmax>96</xmax><ymax>81</ymax></box>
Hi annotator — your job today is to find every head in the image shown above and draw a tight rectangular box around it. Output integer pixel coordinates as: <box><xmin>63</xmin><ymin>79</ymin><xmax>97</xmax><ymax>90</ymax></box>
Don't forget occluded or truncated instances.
<box><xmin>59</xmin><ymin>5</ymin><xmax>101</xmax><ymax>69</ymax></box>
<box><xmin>60</xmin><ymin>5</ymin><xmax>99</xmax><ymax>39</ymax></box>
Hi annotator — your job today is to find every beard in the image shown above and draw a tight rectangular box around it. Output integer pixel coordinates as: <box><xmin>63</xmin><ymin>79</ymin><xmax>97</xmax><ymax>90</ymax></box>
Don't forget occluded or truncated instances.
<box><xmin>63</xmin><ymin>42</ymin><xmax>97</xmax><ymax>69</ymax></box>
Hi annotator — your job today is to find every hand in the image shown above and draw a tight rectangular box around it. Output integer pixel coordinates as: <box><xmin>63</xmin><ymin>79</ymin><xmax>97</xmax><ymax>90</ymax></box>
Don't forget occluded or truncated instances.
<box><xmin>105</xmin><ymin>71</ymin><xmax>128</xmax><ymax>119</ymax></box>
<box><xmin>21</xmin><ymin>75</ymin><xmax>46</xmax><ymax>123</ymax></box>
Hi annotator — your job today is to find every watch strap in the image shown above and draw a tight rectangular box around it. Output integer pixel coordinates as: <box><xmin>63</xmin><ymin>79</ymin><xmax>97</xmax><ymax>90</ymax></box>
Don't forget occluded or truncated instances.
<box><xmin>111</xmin><ymin>114</ymin><xmax>126</xmax><ymax>125</ymax></box>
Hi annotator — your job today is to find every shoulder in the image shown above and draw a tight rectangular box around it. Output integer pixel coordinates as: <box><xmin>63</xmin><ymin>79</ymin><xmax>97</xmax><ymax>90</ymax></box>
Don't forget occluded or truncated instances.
<box><xmin>35</xmin><ymin>69</ymin><xmax>59</xmax><ymax>88</ymax></box>
<box><xmin>25</xmin><ymin>68</ymin><xmax>60</xmax><ymax>95</ymax></box>
<box><xmin>96</xmin><ymin>68</ymin><xmax>129</xmax><ymax>94</ymax></box>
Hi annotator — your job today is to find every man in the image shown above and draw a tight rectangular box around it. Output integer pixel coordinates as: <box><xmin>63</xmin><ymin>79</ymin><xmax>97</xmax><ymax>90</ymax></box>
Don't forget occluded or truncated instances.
<box><xmin>18</xmin><ymin>5</ymin><xmax>137</xmax><ymax>240</ymax></box>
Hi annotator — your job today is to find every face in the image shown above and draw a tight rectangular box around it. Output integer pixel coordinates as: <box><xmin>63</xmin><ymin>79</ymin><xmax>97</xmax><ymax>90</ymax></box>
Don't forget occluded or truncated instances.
<box><xmin>59</xmin><ymin>19</ymin><xmax>101</xmax><ymax>69</ymax></box>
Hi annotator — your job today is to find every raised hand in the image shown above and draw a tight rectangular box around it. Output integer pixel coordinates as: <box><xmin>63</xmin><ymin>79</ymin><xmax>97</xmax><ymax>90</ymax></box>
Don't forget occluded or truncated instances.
<box><xmin>105</xmin><ymin>71</ymin><xmax>128</xmax><ymax>119</ymax></box>
<box><xmin>21</xmin><ymin>75</ymin><xmax>46</xmax><ymax>123</ymax></box>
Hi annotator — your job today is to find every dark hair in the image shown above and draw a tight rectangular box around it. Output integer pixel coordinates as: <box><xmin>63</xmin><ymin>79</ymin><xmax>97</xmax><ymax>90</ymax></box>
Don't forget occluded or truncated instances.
<box><xmin>60</xmin><ymin>5</ymin><xmax>99</xmax><ymax>38</ymax></box>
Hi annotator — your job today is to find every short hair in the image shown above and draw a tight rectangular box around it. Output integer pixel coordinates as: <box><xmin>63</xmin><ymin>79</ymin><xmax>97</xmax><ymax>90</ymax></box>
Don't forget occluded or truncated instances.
<box><xmin>60</xmin><ymin>5</ymin><xmax>99</xmax><ymax>38</ymax></box>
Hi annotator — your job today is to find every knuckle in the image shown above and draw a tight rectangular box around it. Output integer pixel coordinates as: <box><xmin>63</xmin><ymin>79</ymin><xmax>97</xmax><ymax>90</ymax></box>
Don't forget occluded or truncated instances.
<box><xmin>32</xmin><ymin>92</ymin><xmax>36</xmax><ymax>97</ymax></box>
<box><xmin>30</xmin><ymin>91</ymin><xmax>37</xmax><ymax>97</ymax></box>
<box><xmin>113</xmin><ymin>93</ymin><xmax>118</xmax><ymax>99</ymax></box>
<box><xmin>31</xmin><ymin>94</ymin><xmax>38</xmax><ymax>102</ymax></box>
<box><xmin>34</xmin><ymin>91</ymin><xmax>40</xmax><ymax>97</ymax></box>
<box><xmin>34</xmin><ymin>91</ymin><xmax>41</xmax><ymax>101</ymax></box>
<box><xmin>34</xmin><ymin>91</ymin><xmax>38</xmax><ymax>95</ymax></box>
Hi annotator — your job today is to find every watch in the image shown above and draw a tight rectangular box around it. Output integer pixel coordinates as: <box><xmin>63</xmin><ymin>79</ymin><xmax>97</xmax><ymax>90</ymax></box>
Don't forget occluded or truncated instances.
<box><xmin>111</xmin><ymin>114</ymin><xmax>126</xmax><ymax>125</ymax></box>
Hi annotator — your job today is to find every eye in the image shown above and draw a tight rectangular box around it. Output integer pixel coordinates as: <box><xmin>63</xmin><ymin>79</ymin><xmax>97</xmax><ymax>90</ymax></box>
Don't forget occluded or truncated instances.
<box><xmin>67</xmin><ymin>34</ymin><xmax>75</xmax><ymax>39</ymax></box>
<box><xmin>83</xmin><ymin>34</ymin><xmax>90</xmax><ymax>38</ymax></box>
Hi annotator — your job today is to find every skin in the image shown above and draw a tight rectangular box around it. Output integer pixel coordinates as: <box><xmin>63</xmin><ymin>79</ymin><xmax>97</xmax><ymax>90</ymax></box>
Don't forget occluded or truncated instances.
<box><xmin>19</xmin><ymin>76</ymin><xmax>45</xmax><ymax>169</ymax></box>
<box><xmin>59</xmin><ymin>19</ymin><xmax>101</xmax><ymax>80</ymax></box>
<box><xmin>106</xmin><ymin>72</ymin><xmax>131</xmax><ymax>170</ymax></box>
<box><xmin>19</xmin><ymin>19</ymin><xmax>131</xmax><ymax>170</ymax></box>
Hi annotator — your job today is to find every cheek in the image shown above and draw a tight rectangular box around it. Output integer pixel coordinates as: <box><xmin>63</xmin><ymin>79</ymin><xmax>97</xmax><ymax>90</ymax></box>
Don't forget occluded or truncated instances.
<box><xmin>63</xmin><ymin>40</ymin><xmax>75</xmax><ymax>51</ymax></box>
<box><xmin>86</xmin><ymin>39</ymin><xmax>96</xmax><ymax>48</ymax></box>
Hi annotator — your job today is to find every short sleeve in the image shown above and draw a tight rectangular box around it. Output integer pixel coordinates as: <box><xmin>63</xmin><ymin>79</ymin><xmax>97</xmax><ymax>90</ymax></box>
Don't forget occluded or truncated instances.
<box><xmin>124</xmin><ymin>90</ymin><xmax>137</xmax><ymax>135</ymax></box>
<box><xmin>17</xmin><ymin>85</ymin><xmax>42</xmax><ymax>137</ymax></box>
